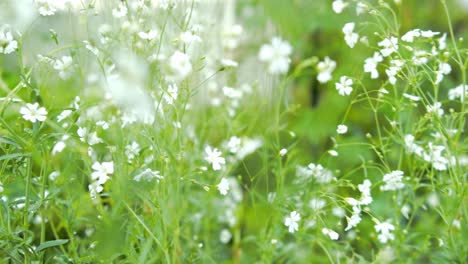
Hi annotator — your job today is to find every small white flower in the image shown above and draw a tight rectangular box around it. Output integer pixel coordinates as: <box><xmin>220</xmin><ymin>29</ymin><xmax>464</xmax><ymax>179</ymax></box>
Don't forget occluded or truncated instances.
<box><xmin>335</xmin><ymin>76</ymin><xmax>353</xmax><ymax>96</ymax></box>
<box><xmin>77</xmin><ymin>127</ymin><xmax>102</xmax><ymax>145</ymax></box>
<box><xmin>0</xmin><ymin>29</ymin><xmax>18</xmax><ymax>54</ymax></box>
<box><xmin>88</xmin><ymin>181</ymin><xmax>103</xmax><ymax>199</ymax></box>
<box><xmin>125</xmin><ymin>141</ymin><xmax>141</xmax><ymax>162</ymax></box>
<box><xmin>332</xmin><ymin>0</ymin><xmax>348</xmax><ymax>14</ymax></box>
<box><xmin>401</xmin><ymin>29</ymin><xmax>421</xmax><ymax>42</ymax></box>
<box><xmin>345</xmin><ymin>206</ymin><xmax>362</xmax><ymax>231</ymax></box>
<box><xmin>426</xmin><ymin>102</ymin><xmax>444</xmax><ymax>117</ymax></box>
<box><xmin>53</xmin><ymin>56</ymin><xmax>74</xmax><ymax>80</ymax></box>
<box><xmin>420</xmin><ymin>30</ymin><xmax>440</xmax><ymax>38</ymax></box>
<box><xmin>258</xmin><ymin>37</ymin><xmax>293</xmax><ymax>75</ymax></box>
<box><xmin>35</xmin><ymin>0</ymin><xmax>58</xmax><ymax>16</ymax></box>
<box><xmin>284</xmin><ymin>211</ymin><xmax>301</xmax><ymax>233</ymax></box>
<box><xmin>309</xmin><ymin>198</ymin><xmax>326</xmax><ymax>210</ymax></box>
<box><xmin>20</xmin><ymin>103</ymin><xmax>48</xmax><ymax>123</ymax></box>
<box><xmin>448</xmin><ymin>84</ymin><xmax>467</xmax><ymax>101</ymax></box>
<box><xmin>134</xmin><ymin>169</ymin><xmax>163</xmax><ymax>182</ymax></box>
<box><xmin>317</xmin><ymin>57</ymin><xmax>336</xmax><ymax>83</ymax></box>
<box><xmin>52</xmin><ymin>135</ymin><xmax>69</xmax><ymax>155</ymax></box>
<box><xmin>337</xmin><ymin>124</ymin><xmax>348</xmax><ymax>134</ymax></box>
<box><xmin>279</xmin><ymin>148</ymin><xmax>288</xmax><ymax>157</ymax></box>
<box><xmin>358</xmin><ymin>179</ymin><xmax>372</xmax><ymax>205</ymax></box>
<box><xmin>227</xmin><ymin>136</ymin><xmax>241</xmax><ymax>154</ymax></box>
<box><xmin>435</xmin><ymin>62</ymin><xmax>452</xmax><ymax>84</ymax></box>
<box><xmin>180</xmin><ymin>31</ymin><xmax>202</xmax><ymax>44</ymax></box>
<box><xmin>138</xmin><ymin>30</ymin><xmax>158</xmax><ymax>41</ymax></box>
<box><xmin>112</xmin><ymin>3</ymin><xmax>128</xmax><ymax>18</ymax></box>
<box><xmin>217</xmin><ymin>178</ymin><xmax>230</xmax><ymax>195</ymax></box>
<box><xmin>205</xmin><ymin>146</ymin><xmax>226</xmax><ymax>171</ymax></box>
<box><xmin>166</xmin><ymin>51</ymin><xmax>192</xmax><ymax>81</ymax></box>
<box><xmin>364</xmin><ymin>52</ymin><xmax>383</xmax><ymax>79</ymax></box>
<box><xmin>402</xmin><ymin>93</ymin><xmax>421</xmax><ymax>102</ymax></box>
<box><xmin>378</xmin><ymin>37</ymin><xmax>398</xmax><ymax>57</ymax></box>
<box><xmin>57</xmin><ymin>109</ymin><xmax>72</xmax><ymax>122</ymax></box>
<box><xmin>380</xmin><ymin>170</ymin><xmax>405</xmax><ymax>191</ymax></box>
<box><xmin>342</xmin><ymin>22</ymin><xmax>359</xmax><ymax>48</ymax></box>
<box><xmin>374</xmin><ymin>221</ymin><xmax>395</xmax><ymax>243</ymax></box>
<box><xmin>322</xmin><ymin>228</ymin><xmax>339</xmax><ymax>240</ymax></box>
<box><xmin>219</xmin><ymin>229</ymin><xmax>232</xmax><ymax>244</ymax></box>
<box><xmin>90</xmin><ymin>161</ymin><xmax>113</xmax><ymax>185</ymax></box>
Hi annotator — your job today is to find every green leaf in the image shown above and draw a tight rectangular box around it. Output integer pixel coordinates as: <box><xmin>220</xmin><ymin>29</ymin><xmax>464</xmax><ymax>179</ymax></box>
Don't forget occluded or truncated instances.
<box><xmin>36</xmin><ymin>239</ymin><xmax>69</xmax><ymax>252</ymax></box>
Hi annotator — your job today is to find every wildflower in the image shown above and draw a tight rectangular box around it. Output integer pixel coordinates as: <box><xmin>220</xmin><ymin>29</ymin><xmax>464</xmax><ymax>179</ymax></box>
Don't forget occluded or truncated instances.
<box><xmin>57</xmin><ymin>109</ymin><xmax>72</xmax><ymax>122</ymax></box>
<box><xmin>404</xmin><ymin>134</ymin><xmax>424</xmax><ymax>156</ymax></box>
<box><xmin>426</xmin><ymin>102</ymin><xmax>444</xmax><ymax>117</ymax></box>
<box><xmin>356</xmin><ymin>2</ymin><xmax>368</xmax><ymax>15</ymax></box>
<box><xmin>337</xmin><ymin>124</ymin><xmax>348</xmax><ymax>134</ymax></box>
<box><xmin>284</xmin><ymin>211</ymin><xmax>301</xmax><ymax>233</ymax></box>
<box><xmin>219</xmin><ymin>229</ymin><xmax>232</xmax><ymax>244</ymax></box>
<box><xmin>180</xmin><ymin>31</ymin><xmax>202</xmax><ymax>44</ymax></box>
<box><xmin>402</xmin><ymin>93</ymin><xmax>421</xmax><ymax>102</ymax></box>
<box><xmin>205</xmin><ymin>146</ymin><xmax>225</xmax><ymax>171</ymax></box>
<box><xmin>226</xmin><ymin>136</ymin><xmax>241</xmax><ymax>154</ymax></box>
<box><xmin>217</xmin><ymin>178</ymin><xmax>230</xmax><ymax>195</ymax></box>
<box><xmin>236</xmin><ymin>138</ymin><xmax>263</xmax><ymax>160</ymax></box>
<box><xmin>279</xmin><ymin>148</ymin><xmax>288</xmax><ymax>157</ymax></box>
<box><xmin>364</xmin><ymin>52</ymin><xmax>383</xmax><ymax>79</ymax></box>
<box><xmin>386</xmin><ymin>59</ymin><xmax>404</xmax><ymax>85</ymax></box>
<box><xmin>332</xmin><ymin>0</ymin><xmax>348</xmax><ymax>14</ymax></box>
<box><xmin>342</xmin><ymin>22</ymin><xmax>359</xmax><ymax>48</ymax></box>
<box><xmin>77</xmin><ymin>127</ymin><xmax>102</xmax><ymax>145</ymax></box>
<box><xmin>112</xmin><ymin>3</ymin><xmax>128</xmax><ymax>18</ymax></box>
<box><xmin>420</xmin><ymin>30</ymin><xmax>440</xmax><ymax>38</ymax></box>
<box><xmin>411</xmin><ymin>50</ymin><xmax>430</xmax><ymax>65</ymax></box>
<box><xmin>322</xmin><ymin>228</ymin><xmax>339</xmax><ymax>240</ymax></box>
<box><xmin>53</xmin><ymin>56</ymin><xmax>74</xmax><ymax>80</ymax></box>
<box><xmin>423</xmin><ymin>143</ymin><xmax>448</xmax><ymax>171</ymax></box>
<box><xmin>374</xmin><ymin>221</ymin><xmax>395</xmax><ymax>243</ymax></box>
<box><xmin>448</xmin><ymin>84</ymin><xmax>467</xmax><ymax>101</ymax></box>
<box><xmin>401</xmin><ymin>29</ymin><xmax>421</xmax><ymax>42</ymax></box>
<box><xmin>380</xmin><ymin>170</ymin><xmax>405</xmax><ymax>191</ymax></box>
<box><xmin>52</xmin><ymin>135</ymin><xmax>69</xmax><ymax>155</ymax></box>
<box><xmin>358</xmin><ymin>179</ymin><xmax>372</xmax><ymax>205</ymax></box>
<box><xmin>91</xmin><ymin>161</ymin><xmax>114</xmax><ymax>185</ymax></box>
<box><xmin>258</xmin><ymin>37</ymin><xmax>293</xmax><ymax>75</ymax></box>
<box><xmin>328</xmin><ymin>150</ymin><xmax>339</xmax><ymax>157</ymax></box>
<box><xmin>88</xmin><ymin>181</ymin><xmax>103</xmax><ymax>199</ymax></box>
<box><xmin>317</xmin><ymin>57</ymin><xmax>336</xmax><ymax>83</ymax></box>
<box><xmin>345</xmin><ymin>206</ymin><xmax>362</xmax><ymax>231</ymax></box>
<box><xmin>378</xmin><ymin>37</ymin><xmax>398</xmax><ymax>57</ymax></box>
<box><xmin>438</xmin><ymin>33</ymin><xmax>447</xmax><ymax>50</ymax></box>
<box><xmin>35</xmin><ymin>0</ymin><xmax>58</xmax><ymax>16</ymax></box>
<box><xmin>125</xmin><ymin>141</ymin><xmax>141</xmax><ymax>162</ymax></box>
<box><xmin>133</xmin><ymin>169</ymin><xmax>163</xmax><ymax>182</ymax></box>
<box><xmin>435</xmin><ymin>62</ymin><xmax>452</xmax><ymax>84</ymax></box>
<box><xmin>309</xmin><ymin>198</ymin><xmax>326</xmax><ymax>210</ymax></box>
<box><xmin>166</xmin><ymin>51</ymin><xmax>192</xmax><ymax>81</ymax></box>
<box><xmin>0</xmin><ymin>28</ymin><xmax>17</xmax><ymax>54</ymax></box>
<box><xmin>335</xmin><ymin>76</ymin><xmax>353</xmax><ymax>96</ymax></box>
<box><xmin>138</xmin><ymin>30</ymin><xmax>158</xmax><ymax>41</ymax></box>
<box><xmin>20</xmin><ymin>103</ymin><xmax>48</xmax><ymax>123</ymax></box>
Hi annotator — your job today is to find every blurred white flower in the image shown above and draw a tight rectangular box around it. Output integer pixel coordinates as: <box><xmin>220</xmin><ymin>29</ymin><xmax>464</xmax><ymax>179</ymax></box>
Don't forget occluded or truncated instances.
<box><xmin>53</xmin><ymin>56</ymin><xmax>74</xmax><ymax>80</ymax></box>
<box><xmin>426</xmin><ymin>102</ymin><xmax>444</xmax><ymax>117</ymax></box>
<box><xmin>322</xmin><ymin>228</ymin><xmax>339</xmax><ymax>240</ymax></box>
<box><xmin>448</xmin><ymin>84</ymin><xmax>467</xmax><ymax>101</ymax></box>
<box><xmin>258</xmin><ymin>37</ymin><xmax>293</xmax><ymax>75</ymax></box>
<box><xmin>279</xmin><ymin>148</ymin><xmax>288</xmax><ymax>157</ymax></box>
<box><xmin>0</xmin><ymin>28</ymin><xmax>17</xmax><ymax>54</ymax></box>
<box><xmin>91</xmin><ymin>161</ymin><xmax>114</xmax><ymax>185</ymax></box>
<box><xmin>134</xmin><ymin>169</ymin><xmax>163</xmax><ymax>182</ymax></box>
<box><xmin>364</xmin><ymin>52</ymin><xmax>383</xmax><ymax>79</ymax></box>
<box><xmin>20</xmin><ymin>103</ymin><xmax>48</xmax><ymax>123</ymax></box>
<box><xmin>166</xmin><ymin>51</ymin><xmax>192</xmax><ymax>81</ymax></box>
<box><xmin>337</xmin><ymin>124</ymin><xmax>348</xmax><ymax>134</ymax></box>
<box><xmin>217</xmin><ymin>178</ymin><xmax>230</xmax><ymax>195</ymax></box>
<box><xmin>342</xmin><ymin>22</ymin><xmax>359</xmax><ymax>48</ymax></box>
<box><xmin>112</xmin><ymin>3</ymin><xmax>128</xmax><ymax>18</ymax></box>
<box><xmin>284</xmin><ymin>211</ymin><xmax>301</xmax><ymax>233</ymax></box>
<box><xmin>380</xmin><ymin>170</ymin><xmax>405</xmax><ymax>191</ymax></box>
<box><xmin>435</xmin><ymin>62</ymin><xmax>451</xmax><ymax>84</ymax></box>
<box><xmin>219</xmin><ymin>229</ymin><xmax>232</xmax><ymax>244</ymax></box>
<box><xmin>375</xmin><ymin>221</ymin><xmax>395</xmax><ymax>243</ymax></box>
<box><xmin>378</xmin><ymin>37</ymin><xmax>398</xmax><ymax>57</ymax></box>
<box><xmin>125</xmin><ymin>141</ymin><xmax>141</xmax><ymax>163</ymax></box>
<box><xmin>317</xmin><ymin>56</ymin><xmax>336</xmax><ymax>83</ymax></box>
<box><xmin>332</xmin><ymin>0</ymin><xmax>348</xmax><ymax>14</ymax></box>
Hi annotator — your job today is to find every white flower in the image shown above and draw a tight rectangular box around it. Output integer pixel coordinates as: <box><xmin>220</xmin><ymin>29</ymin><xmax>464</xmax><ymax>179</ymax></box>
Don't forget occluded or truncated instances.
<box><xmin>125</xmin><ymin>141</ymin><xmax>141</xmax><ymax>162</ymax></box>
<box><xmin>402</xmin><ymin>93</ymin><xmax>421</xmax><ymax>102</ymax></box>
<box><xmin>52</xmin><ymin>135</ymin><xmax>69</xmax><ymax>155</ymax></box>
<box><xmin>0</xmin><ymin>29</ymin><xmax>18</xmax><ymax>54</ymax></box>
<box><xmin>378</xmin><ymin>37</ymin><xmax>398</xmax><ymax>57</ymax></box>
<box><xmin>88</xmin><ymin>181</ymin><xmax>103</xmax><ymax>199</ymax></box>
<box><xmin>356</xmin><ymin>2</ymin><xmax>368</xmax><ymax>15</ymax></box>
<box><xmin>309</xmin><ymin>198</ymin><xmax>326</xmax><ymax>210</ymax></box>
<box><xmin>438</xmin><ymin>33</ymin><xmax>447</xmax><ymax>50</ymax></box>
<box><xmin>337</xmin><ymin>124</ymin><xmax>348</xmax><ymax>134</ymax></box>
<box><xmin>227</xmin><ymin>136</ymin><xmax>241</xmax><ymax>154</ymax></box>
<box><xmin>20</xmin><ymin>103</ymin><xmax>48</xmax><ymax>123</ymax></box>
<box><xmin>342</xmin><ymin>23</ymin><xmax>359</xmax><ymax>48</ymax></box>
<box><xmin>258</xmin><ymin>37</ymin><xmax>293</xmax><ymax>75</ymax></box>
<box><xmin>166</xmin><ymin>51</ymin><xmax>192</xmax><ymax>81</ymax></box>
<box><xmin>35</xmin><ymin>0</ymin><xmax>58</xmax><ymax>16</ymax></box>
<box><xmin>335</xmin><ymin>76</ymin><xmax>353</xmax><ymax>96</ymax></box>
<box><xmin>57</xmin><ymin>109</ymin><xmax>72</xmax><ymax>122</ymax></box>
<box><xmin>284</xmin><ymin>211</ymin><xmax>301</xmax><ymax>233</ymax></box>
<box><xmin>435</xmin><ymin>62</ymin><xmax>452</xmax><ymax>84</ymax></box>
<box><xmin>322</xmin><ymin>228</ymin><xmax>339</xmax><ymax>240</ymax></box>
<box><xmin>448</xmin><ymin>84</ymin><xmax>467</xmax><ymax>101</ymax></box>
<box><xmin>134</xmin><ymin>169</ymin><xmax>163</xmax><ymax>182</ymax></box>
<box><xmin>404</xmin><ymin>134</ymin><xmax>424</xmax><ymax>156</ymax></box>
<box><xmin>345</xmin><ymin>206</ymin><xmax>362</xmax><ymax>231</ymax></box>
<box><xmin>380</xmin><ymin>170</ymin><xmax>405</xmax><ymax>191</ymax></box>
<box><xmin>332</xmin><ymin>0</ymin><xmax>348</xmax><ymax>14</ymax></box>
<box><xmin>374</xmin><ymin>221</ymin><xmax>395</xmax><ymax>243</ymax></box>
<box><xmin>221</xmin><ymin>59</ymin><xmax>238</xmax><ymax>68</ymax></box>
<box><xmin>91</xmin><ymin>161</ymin><xmax>114</xmax><ymax>185</ymax></box>
<box><xmin>423</xmin><ymin>143</ymin><xmax>449</xmax><ymax>171</ymax></box>
<box><xmin>358</xmin><ymin>179</ymin><xmax>372</xmax><ymax>205</ymax></box>
<box><xmin>112</xmin><ymin>3</ymin><xmax>128</xmax><ymax>18</ymax></box>
<box><xmin>317</xmin><ymin>57</ymin><xmax>336</xmax><ymax>83</ymax></box>
<box><xmin>217</xmin><ymin>178</ymin><xmax>230</xmax><ymax>195</ymax></box>
<box><xmin>364</xmin><ymin>52</ymin><xmax>383</xmax><ymax>79</ymax></box>
<box><xmin>205</xmin><ymin>146</ymin><xmax>225</xmax><ymax>171</ymax></box>
<box><xmin>53</xmin><ymin>56</ymin><xmax>74</xmax><ymax>80</ymax></box>
<box><xmin>401</xmin><ymin>29</ymin><xmax>421</xmax><ymax>42</ymax></box>
<box><xmin>163</xmin><ymin>83</ymin><xmax>179</xmax><ymax>105</ymax></box>
<box><xmin>386</xmin><ymin>59</ymin><xmax>404</xmax><ymax>85</ymax></box>
<box><xmin>77</xmin><ymin>127</ymin><xmax>102</xmax><ymax>145</ymax></box>
<box><xmin>180</xmin><ymin>31</ymin><xmax>202</xmax><ymax>44</ymax></box>
<box><xmin>219</xmin><ymin>229</ymin><xmax>232</xmax><ymax>244</ymax></box>
<box><xmin>138</xmin><ymin>30</ymin><xmax>158</xmax><ymax>41</ymax></box>
<box><xmin>279</xmin><ymin>148</ymin><xmax>288</xmax><ymax>157</ymax></box>
<box><xmin>420</xmin><ymin>30</ymin><xmax>440</xmax><ymax>38</ymax></box>
<box><xmin>426</xmin><ymin>102</ymin><xmax>444</xmax><ymax>117</ymax></box>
